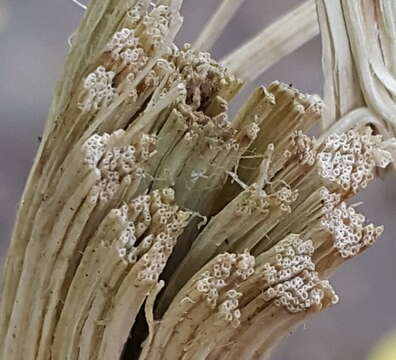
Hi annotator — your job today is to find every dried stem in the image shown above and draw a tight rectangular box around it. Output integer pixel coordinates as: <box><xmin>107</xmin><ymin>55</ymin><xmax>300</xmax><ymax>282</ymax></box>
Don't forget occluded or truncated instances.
<box><xmin>0</xmin><ymin>1</ymin><xmax>395</xmax><ymax>359</ymax></box>
<box><xmin>221</xmin><ymin>0</ymin><xmax>319</xmax><ymax>82</ymax></box>
<box><xmin>194</xmin><ymin>0</ymin><xmax>246</xmax><ymax>52</ymax></box>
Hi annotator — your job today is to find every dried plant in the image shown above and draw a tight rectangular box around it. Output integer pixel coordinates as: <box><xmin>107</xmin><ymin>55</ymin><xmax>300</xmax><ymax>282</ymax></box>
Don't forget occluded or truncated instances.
<box><xmin>317</xmin><ymin>1</ymin><xmax>396</xmax><ymax>147</ymax></box>
<box><xmin>1</xmin><ymin>1</ymin><xmax>395</xmax><ymax>359</ymax></box>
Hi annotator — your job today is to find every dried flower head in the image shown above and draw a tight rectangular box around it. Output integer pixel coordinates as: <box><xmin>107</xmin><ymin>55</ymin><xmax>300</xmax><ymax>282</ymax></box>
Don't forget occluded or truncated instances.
<box><xmin>1</xmin><ymin>1</ymin><xmax>395</xmax><ymax>360</ymax></box>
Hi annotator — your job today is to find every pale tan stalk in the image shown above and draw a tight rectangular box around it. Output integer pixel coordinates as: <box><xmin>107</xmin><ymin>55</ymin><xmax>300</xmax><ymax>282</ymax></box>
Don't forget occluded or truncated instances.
<box><xmin>317</xmin><ymin>0</ymin><xmax>396</xmax><ymax>138</ymax></box>
<box><xmin>194</xmin><ymin>0</ymin><xmax>246</xmax><ymax>52</ymax></box>
<box><xmin>1</xmin><ymin>1</ymin><xmax>395</xmax><ymax>359</ymax></box>
<box><xmin>221</xmin><ymin>0</ymin><xmax>319</xmax><ymax>82</ymax></box>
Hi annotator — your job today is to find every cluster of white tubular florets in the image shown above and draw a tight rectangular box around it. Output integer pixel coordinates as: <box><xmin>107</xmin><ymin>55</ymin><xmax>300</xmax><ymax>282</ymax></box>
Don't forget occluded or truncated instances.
<box><xmin>78</xmin><ymin>66</ymin><xmax>116</xmax><ymax>112</ymax></box>
<box><xmin>141</xmin><ymin>5</ymin><xmax>173</xmax><ymax>48</ymax></box>
<box><xmin>126</xmin><ymin>4</ymin><xmax>144</xmax><ymax>26</ymax></box>
<box><xmin>84</xmin><ymin>132</ymin><xmax>157</xmax><ymax>202</ymax></box>
<box><xmin>77</xmin><ymin>2</ymin><xmax>184</xmax><ymax>115</ymax></box>
<box><xmin>235</xmin><ymin>250</ymin><xmax>256</xmax><ymax>280</ymax></box>
<box><xmin>317</xmin><ymin>127</ymin><xmax>393</xmax><ymax>193</ymax></box>
<box><xmin>138</xmin><ymin>234</ymin><xmax>172</xmax><ymax>282</ymax></box>
<box><xmin>117</xmin><ymin>195</ymin><xmax>152</xmax><ymax>264</ymax></box>
<box><xmin>218</xmin><ymin>289</ymin><xmax>242</xmax><ymax>327</ymax></box>
<box><xmin>126</xmin><ymin>2</ymin><xmax>176</xmax><ymax>48</ymax></box>
<box><xmin>321</xmin><ymin>202</ymin><xmax>384</xmax><ymax>258</ymax></box>
<box><xmin>112</xmin><ymin>202</ymin><xmax>129</xmax><ymax>224</ymax></box>
<box><xmin>83</xmin><ymin>133</ymin><xmax>110</xmax><ymax>168</ymax></box>
<box><xmin>196</xmin><ymin>251</ymin><xmax>255</xmax><ymax>308</ymax></box>
<box><xmin>107</xmin><ymin>28</ymin><xmax>147</xmax><ymax>66</ymax></box>
<box><xmin>196</xmin><ymin>253</ymin><xmax>237</xmax><ymax>308</ymax></box>
<box><xmin>174</xmin><ymin>43</ymin><xmax>230</xmax><ymax>82</ymax></box>
<box><xmin>235</xmin><ymin>185</ymin><xmax>270</xmax><ymax>216</ymax></box>
<box><xmin>234</xmin><ymin>182</ymin><xmax>299</xmax><ymax>216</ymax></box>
<box><xmin>137</xmin><ymin>208</ymin><xmax>192</xmax><ymax>282</ymax></box>
<box><xmin>136</xmin><ymin>133</ymin><xmax>158</xmax><ymax>161</ymax></box>
<box><xmin>271</xmin><ymin>185</ymin><xmax>299</xmax><ymax>213</ymax></box>
<box><xmin>171</xmin><ymin>43</ymin><xmax>236</xmax><ymax>109</ymax></box>
<box><xmin>178</xmin><ymin>104</ymin><xmax>230</xmax><ymax>138</ymax></box>
<box><xmin>101</xmin><ymin>144</ymin><xmax>137</xmax><ymax>172</ymax></box>
<box><xmin>262</xmin><ymin>235</ymin><xmax>338</xmax><ymax>313</ymax></box>
<box><xmin>113</xmin><ymin>189</ymin><xmax>192</xmax><ymax>282</ymax></box>
<box><xmin>291</xmin><ymin>130</ymin><xmax>317</xmax><ymax>166</ymax></box>
<box><xmin>118</xmin><ymin>221</ymin><xmax>140</xmax><ymax>264</ymax></box>
<box><xmin>319</xmin><ymin>186</ymin><xmax>342</xmax><ymax>213</ymax></box>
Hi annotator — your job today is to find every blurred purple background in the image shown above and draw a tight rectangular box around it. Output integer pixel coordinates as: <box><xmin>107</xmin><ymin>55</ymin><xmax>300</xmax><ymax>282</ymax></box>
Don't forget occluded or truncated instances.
<box><xmin>0</xmin><ymin>1</ymin><xmax>395</xmax><ymax>359</ymax></box>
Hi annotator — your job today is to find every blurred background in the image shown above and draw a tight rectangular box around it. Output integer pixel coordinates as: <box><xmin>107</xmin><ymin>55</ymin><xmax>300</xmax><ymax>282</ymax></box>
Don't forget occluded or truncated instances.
<box><xmin>0</xmin><ymin>1</ymin><xmax>395</xmax><ymax>359</ymax></box>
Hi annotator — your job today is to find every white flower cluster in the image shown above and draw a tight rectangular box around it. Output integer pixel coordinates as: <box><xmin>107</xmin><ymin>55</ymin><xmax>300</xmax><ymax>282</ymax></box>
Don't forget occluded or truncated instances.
<box><xmin>118</xmin><ymin>222</ymin><xmax>142</xmax><ymax>264</ymax></box>
<box><xmin>317</xmin><ymin>127</ymin><xmax>393</xmax><ymax>193</ymax></box>
<box><xmin>177</xmin><ymin>44</ymin><xmax>223</xmax><ymax>82</ymax></box>
<box><xmin>116</xmin><ymin>195</ymin><xmax>151</xmax><ymax>262</ymax></box>
<box><xmin>106</xmin><ymin>28</ymin><xmax>146</xmax><ymax>66</ymax></box>
<box><xmin>196</xmin><ymin>251</ymin><xmax>255</xmax><ymax>309</ymax></box>
<box><xmin>83</xmin><ymin>133</ymin><xmax>110</xmax><ymax>168</ymax></box>
<box><xmin>196</xmin><ymin>254</ymin><xmax>237</xmax><ymax>308</ymax></box>
<box><xmin>113</xmin><ymin>189</ymin><xmax>191</xmax><ymax>283</ymax></box>
<box><xmin>78</xmin><ymin>66</ymin><xmax>115</xmax><ymax>112</ymax></box>
<box><xmin>142</xmin><ymin>5</ymin><xmax>172</xmax><ymax>47</ymax></box>
<box><xmin>218</xmin><ymin>289</ymin><xmax>242</xmax><ymax>327</ymax></box>
<box><xmin>194</xmin><ymin>111</ymin><xmax>235</xmax><ymax>149</ymax></box>
<box><xmin>126</xmin><ymin>5</ymin><xmax>144</xmax><ymax>26</ymax></box>
<box><xmin>235</xmin><ymin>185</ymin><xmax>269</xmax><ymax>216</ymax></box>
<box><xmin>137</xmin><ymin>209</ymin><xmax>191</xmax><ymax>282</ymax></box>
<box><xmin>173</xmin><ymin>43</ymin><xmax>234</xmax><ymax>110</ymax></box>
<box><xmin>291</xmin><ymin>130</ymin><xmax>317</xmax><ymax>166</ymax></box>
<box><xmin>235</xmin><ymin>250</ymin><xmax>255</xmax><ymax>280</ymax></box>
<box><xmin>83</xmin><ymin>132</ymin><xmax>157</xmax><ymax>202</ymax></box>
<box><xmin>322</xmin><ymin>202</ymin><xmax>384</xmax><ymax>258</ymax></box>
<box><xmin>319</xmin><ymin>187</ymin><xmax>341</xmax><ymax>213</ymax></box>
<box><xmin>235</xmin><ymin>182</ymin><xmax>298</xmax><ymax>216</ymax></box>
<box><xmin>263</xmin><ymin>235</ymin><xmax>338</xmax><ymax>313</ymax></box>
<box><xmin>272</xmin><ymin>186</ymin><xmax>299</xmax><ymax>213</ymax></box>
<box><xmin>137</xmin><ymin>232</ymin><xmax>174</xmax><ymax>282</ymax></box>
